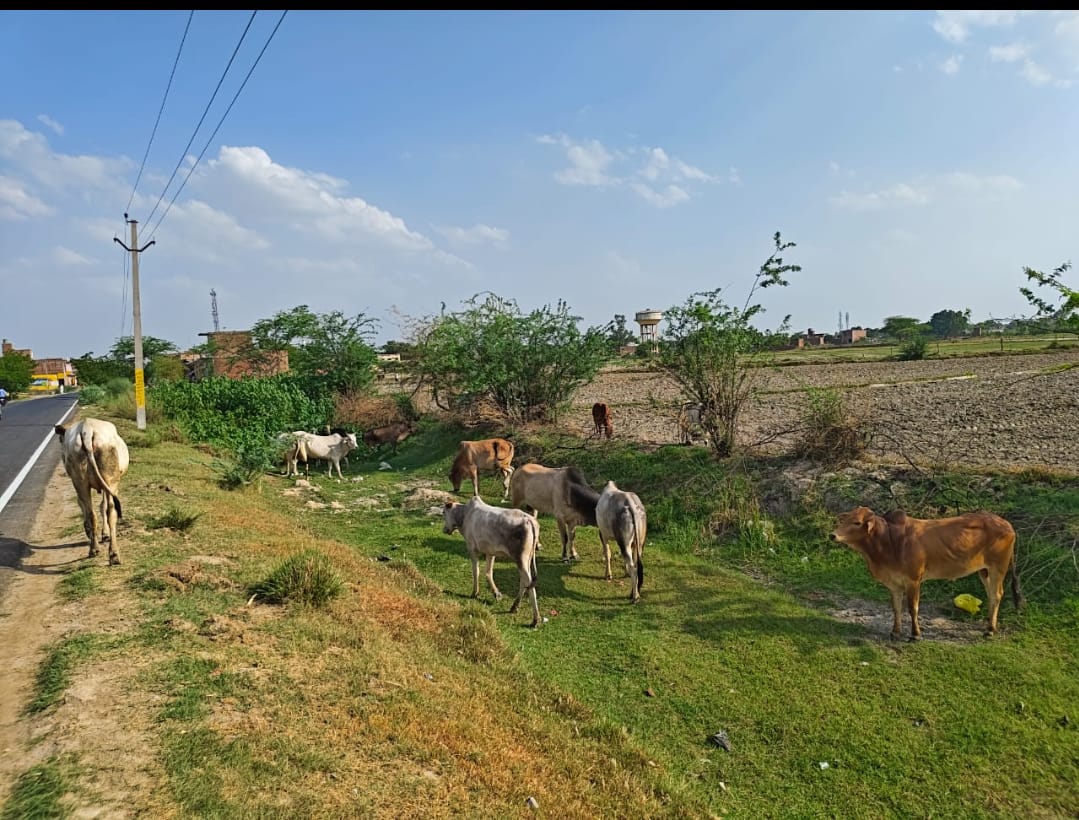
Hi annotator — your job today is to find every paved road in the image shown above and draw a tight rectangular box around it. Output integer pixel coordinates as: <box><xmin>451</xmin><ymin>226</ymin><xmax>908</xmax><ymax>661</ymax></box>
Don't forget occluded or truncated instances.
<box><xmin>0</xmin><ymin>394</ymin><xmax>79</xmax><ymax>602</ymax></box>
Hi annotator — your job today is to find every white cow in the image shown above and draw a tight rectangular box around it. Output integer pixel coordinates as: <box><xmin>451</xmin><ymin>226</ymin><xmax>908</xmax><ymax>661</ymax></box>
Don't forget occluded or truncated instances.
<box><xmin>442</xmin><ymin>497</ymin><xmax>541</xmax><ymax>627</ymax></box>
<box><xmin>596</xmin><ymin>480</ymin><xmax>647</xmax><ymax>603</ymax></box>
<box><xmin>282</xmin><ymin>431</ymin><xmax>357</xmax><ymax>479</ymax></box>
<box><xmin>55</xmin><ymin>418</ymin><xmax>130</xmax><ymax>565</ymax></box>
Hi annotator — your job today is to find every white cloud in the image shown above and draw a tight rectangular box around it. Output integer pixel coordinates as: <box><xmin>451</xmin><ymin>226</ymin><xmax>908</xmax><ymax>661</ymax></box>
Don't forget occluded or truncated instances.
<box><xmin>52</xmin><ymin>246</ymin><xmax>92</xmax><ymax>265</ymax></box>
<box><xmin>1020</xmin><ymin>59</ymin><xmax>1054</xmax><ymax>86</ymax></box>
<box><xmin>36</xmin><ymin>114</ymin><xmax>64</xmax><ymax>136</ymax></box>
<box><xmin>940</xmin><ymin>54</ymin><xmax>964</xmax><ymax>75</ymax></box>
<box><xmin>830</xmin><ymin>171</ymin><xmax>1022</xmax><ymax>211</ymax></box>
<box><xmin>932</xmin><ymin>11</ymin><xmax>1028</xmax><ymax>44</ymax></box>
<box><xmin>728</xmin><ymin>167</ymin><xmax>742</xmax><ymax>185</ymax></box>
<box><xmin>0</xmin><ymin>174</ymin><xmax>53</xmax><ymax>220</ymax></box>
<box><xmin>0</xmin><ymin>119</ymin><xmax>129</xmax><ymax>198</ymax></box>
<box><xmin>989</xmin><ymin>42</ymin><xmax>1029</xmax><ymax>62</ymax></box>
<box><xmin>538</xmin><ymin>133</ymin><xmax>721</xmax><ymax>207</ymax></box>
<box><xmin>630</xmin><ymin>182</ymin><xmax>689</xmax><ymax>208</ymax></box>
<box><xmin>434</xmin><ymin>223</ymin><xmax>510</xmax><ymax>247</ymax></box>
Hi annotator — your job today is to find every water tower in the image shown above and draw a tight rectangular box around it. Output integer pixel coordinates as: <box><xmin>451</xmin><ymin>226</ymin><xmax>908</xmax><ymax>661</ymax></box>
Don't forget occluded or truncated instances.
<box><xmin>635</xmin><ymin>308</ymin><xmax>663</xmax><ymax>352</ymax></box>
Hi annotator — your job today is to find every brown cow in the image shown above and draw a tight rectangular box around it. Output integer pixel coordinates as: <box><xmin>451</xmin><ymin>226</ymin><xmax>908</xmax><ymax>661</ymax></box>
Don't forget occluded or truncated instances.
<box><xmin>449</xmin><ymin>438</ymin><xmax>515</xmax><ymax>499</ymax></box>
<box><xmin>830</xmin><ymin>506</ymin><xmax>1023</xmax><ymax>641</ymax></box>
<box><xmin>591</xmin><ymin>402</ymin><xmax>613</xmax><ymax>439</ymax></box>
<box><xmin>363</xmin><ymin>421</ymin><xmax>412</xmax><ymax>454</ymax></box>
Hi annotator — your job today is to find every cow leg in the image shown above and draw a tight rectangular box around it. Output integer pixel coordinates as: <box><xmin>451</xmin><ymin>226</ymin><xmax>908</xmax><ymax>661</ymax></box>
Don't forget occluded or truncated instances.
<box><xmin>471</xmin><ymin>468</ymin><xmax>480</xmax><ymax>498</ymax></box>
<box><xmin>105</xmin><ymin>493</ymin><xmax>121</xmax><ymax>565</ymax></box>
<box><xmin>887</xmin><ymin>587</ymin><xmax>904</xmax><ymax>640</ymax></box>
<box><xmin>470</xmin><ymin>555</ymin><xmax>481</xmax><ymax>598</ymax></box>
<box><xmin>512</xmin><ymin>559</ymin><xmax>540</xmax><ymax>628</ymax></box>
<box><xmin>980</xmin><ymin>567</ymin><xmax>1004</xmax><ymax>635</ymax></box>
<box><xmin>906</xmin><ymin>583</ymin><xmax>922</xmax><ymax>641</ymax></box>
<box><xmin>77</xmin><ymin>485</ymin><xmax>99</xmax><ymax>559</ymax></box>
<box><xmin>566</xmin><ymin>522</ymin><xmax>579</xmax><ymax>561</ymax></box>
<box><xmin>561</xmin><ymin>522</ymin><xmax>578</xmax><ymax>561</ymax></box>
<box><xmin>599</xmin><ymin>533</ymin><xmax>613</xmax><ymax>581</ymax></box>
<box><xmin>501</xmin><ymin>467</ymin><xmax>513</xmax><ymax>500</ymax></box>
<box><xmin>485</xmin><ymin>554</ymin><xmax>502</xmax><ymax>600</ymax></box>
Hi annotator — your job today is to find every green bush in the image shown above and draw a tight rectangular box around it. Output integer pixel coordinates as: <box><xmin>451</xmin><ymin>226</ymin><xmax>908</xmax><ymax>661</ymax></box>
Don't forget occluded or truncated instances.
<box><xmin>896</xmin><ymin>334</ymin><xmax>928</xmax><ymax>361</ymax></box>
<box><xmin>147</xmin><ymin>506</ymin><xmax>201</xmax><ymax>532</ymax></box>
<box><xmin>105</xmin><ymin>377</ymin><xmax>132</xmax><ymax>398</ymax></box>
<box><xmin>78</xmin><ymin>385</ymin><xmax>106</xmax><ymax>405</ymax></box>
<box><xmin>151</xmin><ymin>375</ymin><xmax>333</xmax><ymax>451</ymax></box>
<box><xmin>793</xmin><ymin>387</ymin><xmax>868</xmax><ymax>464</ymax></box>
<box><xmin>251</xmin><ymin>550</ymin><xmax>344</xmax><ymax>607</ymax></box>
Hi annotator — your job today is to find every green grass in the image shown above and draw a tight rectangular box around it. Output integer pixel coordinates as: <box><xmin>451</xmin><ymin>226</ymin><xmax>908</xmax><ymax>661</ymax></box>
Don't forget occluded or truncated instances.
<box><xmin>291</xmin><ymin>432</ymin><xmax>1079</xmax><ymax>817</ymax></box>
<box><xmin>57</xmin><ymin>567</ymin><xmax>97</xmax><ymax>601</ymax></box>
<box><xmin>77</xmin><ymin>411</ymin><xmax>1079</xmax><ymax>816</ymax></box>
<box><xmin>27</xmin><ymin>635</ymin><xmax>101</xmax><ymax>715</ymax></box>
<box><xmin>0</xmin><ymin>756</ymin><xmax>78</xmax><ymax>820</ymax></box>
<box><xmin>146</xmin><ymin>506</ymin><xmax>201</xmax><ymax>532</ymax></box>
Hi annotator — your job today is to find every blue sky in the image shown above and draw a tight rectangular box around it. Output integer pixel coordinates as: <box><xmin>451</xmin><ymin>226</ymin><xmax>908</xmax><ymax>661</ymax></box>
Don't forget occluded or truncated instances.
<box><xmin>1</xmin><ymin>10</ymin><xmax>1077</xmax><ymax>358</ymax></box>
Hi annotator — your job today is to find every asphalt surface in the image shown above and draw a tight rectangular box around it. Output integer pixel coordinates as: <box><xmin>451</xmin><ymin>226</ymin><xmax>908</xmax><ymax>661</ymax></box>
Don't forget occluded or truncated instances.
<box><xmin>0</xmin><ymin>394</ymin><xmax>79</xmax><ymax>603</ymax></box>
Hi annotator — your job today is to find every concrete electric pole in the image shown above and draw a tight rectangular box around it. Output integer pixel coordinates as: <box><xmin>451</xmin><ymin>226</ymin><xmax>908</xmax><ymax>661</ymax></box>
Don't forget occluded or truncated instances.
<box><xmin>114</xmin><ymin>216</ymin><xmax>155</xmax><ymax>430</ymax></box>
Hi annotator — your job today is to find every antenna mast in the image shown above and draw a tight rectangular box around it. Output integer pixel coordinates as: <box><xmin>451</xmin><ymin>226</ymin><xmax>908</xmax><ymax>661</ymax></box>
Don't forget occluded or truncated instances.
<box><xmin>210</xmin><ymin>288</ymin><xmax>220</xmax><ymax>332</ymax></box>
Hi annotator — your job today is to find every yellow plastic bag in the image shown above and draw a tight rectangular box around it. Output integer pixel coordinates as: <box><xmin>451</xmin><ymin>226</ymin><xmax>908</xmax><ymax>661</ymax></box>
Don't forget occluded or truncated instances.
<box><xmin>954</xmin><ymin>593</ymin><xmax>982</xmax><ymax>614</ymax></box>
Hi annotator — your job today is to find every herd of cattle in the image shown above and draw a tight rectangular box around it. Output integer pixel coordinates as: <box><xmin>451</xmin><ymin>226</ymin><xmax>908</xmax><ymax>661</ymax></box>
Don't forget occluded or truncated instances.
<box><xmin>50</xmin><ymin>414</ymin><xmax>1024</xmax><ymax>640</ymax></box>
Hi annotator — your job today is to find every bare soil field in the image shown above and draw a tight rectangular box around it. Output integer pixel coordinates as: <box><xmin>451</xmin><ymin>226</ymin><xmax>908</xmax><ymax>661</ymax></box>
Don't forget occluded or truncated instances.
<box><xmin>558</xmin><ymin>348</ymin><xmax>1079</xmax><ymax>473</ymax></box>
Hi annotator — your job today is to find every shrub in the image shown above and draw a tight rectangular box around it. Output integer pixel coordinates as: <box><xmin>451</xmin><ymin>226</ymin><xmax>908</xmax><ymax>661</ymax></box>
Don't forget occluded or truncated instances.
<box><xmin>896</xmin><ymin>334</ymin><xmax>927</xmax><ymax>361</ymax></box>
<box><xmin>332</xmin><ymin>393</ymin><xmax>402</xmax><ymax>429</ymax></box>
<box><xmin>78</xmin><ymin>385</ymin><xmax>106</xmax><ymax>405</ymax></box>
<box><xmin>251</xmin><ymin>550</ymin><xmax>344</xmax><ymax>607</ymax></box>
<box><xmin>211</xmin><ymin>439</ymin><xmax>282</xmax><ymax>491</ymax></box>
<box><xmin>793</xmin><ymin>387</ymin><xmax>868</xmax><ymax>464</ymax></box>
<box><xmin>147</xmin><ymin>507</ymin><xmax>201</xmax><ymax>532</ymax></box>
<box><xmin>105</xmin><ymin>377</ymin><xmax>132</xmax><ymax>398</ymax></box>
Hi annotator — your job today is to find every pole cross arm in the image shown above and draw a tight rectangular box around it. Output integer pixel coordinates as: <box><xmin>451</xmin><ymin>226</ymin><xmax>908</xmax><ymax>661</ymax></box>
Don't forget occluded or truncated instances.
<box><xmin>113</xmin><ymin>237</ymin><xmax>156</xmax><ymax>253</ymax></box>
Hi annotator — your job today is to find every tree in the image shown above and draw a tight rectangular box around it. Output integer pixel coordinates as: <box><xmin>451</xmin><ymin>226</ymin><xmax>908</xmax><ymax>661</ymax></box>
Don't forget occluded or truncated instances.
<box><xmin>603</xmin><ymin>314</ymin><xmax>638</xmax><ymax>353</ymax></box>
<box><xmin>0</xmin><ymin>350</ymin><xmax>35</xmax><ymax>395</ymax></box>
<box><xmin>881</xmin><ymin>316</ymin><xmax>922</xmax><ymax>339</ymax></box>
<box><xmin>249</xmin><ymin>305</ymin><xmax>379</xmax><ymax>393</ymax></box>
<box><xmin>657</xmin><ymin>231</ymin><xmax>801</xmax><ymax>458</ymax></box>
<box><xmin>71</xmin><ymin>335</ymin><xmax>179</xmax><ymax>386</ymax></box>
<box><xmin>928</xmin><ymin>308</ymin><xmax>971</xmax><ymax>339</ymax></box>
<box><xmin>1020</xmin><ymin>261</ymin><xmax>1078</xmax><ymax>334</ymax></box>
<box><xmin>414</xmin><ymin>293</ymin><xmax>609</xmax><ymax>423</ymax></box>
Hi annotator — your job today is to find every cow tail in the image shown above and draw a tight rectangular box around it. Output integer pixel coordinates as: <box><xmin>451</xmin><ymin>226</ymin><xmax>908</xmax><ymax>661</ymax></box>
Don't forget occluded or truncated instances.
<box><xmin>1009</xmin><ymin>548</ymin><xmax>1025</xmax><ymax>611</ymax></box>
<box><xmin>631</xmin><ymin>506</ymin><xmax>644</xmax><ymax>591</ymax></box>
<box><xmin>82</xmin><ymin>429</ymin><xmax>123</xmax><ymax>519</ymax></box>
<box><xmin>527</xmin><ymin>515</ymin><xmax>540</xmax><ymax>591</ymax></box>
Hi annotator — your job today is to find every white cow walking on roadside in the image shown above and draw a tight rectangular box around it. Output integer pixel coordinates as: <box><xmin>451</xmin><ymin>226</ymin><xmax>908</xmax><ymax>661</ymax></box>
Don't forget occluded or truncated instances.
<box><xmin>55</xmin><ymin>418</ymin><xmax>130</xmax><ymax>565</ymax></box>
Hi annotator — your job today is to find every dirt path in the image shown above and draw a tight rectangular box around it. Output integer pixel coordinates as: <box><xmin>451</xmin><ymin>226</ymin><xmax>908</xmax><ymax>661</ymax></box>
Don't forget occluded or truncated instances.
<box><xmin>0</xmin><ymin>461</ymin><xmax>165</xmax><ymax>815</ymax></box>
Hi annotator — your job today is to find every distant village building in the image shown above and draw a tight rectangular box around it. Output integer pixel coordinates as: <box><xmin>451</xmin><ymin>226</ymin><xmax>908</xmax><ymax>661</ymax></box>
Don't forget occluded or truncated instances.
<box><xmin>837</xmin><ymin>327</ymin><xmax>867</xmax><ymax>345</ymax></box>
<box><xmin>803</xmin><ymin>328</ymin><xmax>827</xmax><ymax>346</ymax></box>
<box><xmin>2</xmin><ymin>340</ymin><xmax>78</xmax><ymax>391</ymax></box>
<box><xmin>190</xmin><ymin>330</ymin><xmax>289</xmax><ymax>380</ymax></box>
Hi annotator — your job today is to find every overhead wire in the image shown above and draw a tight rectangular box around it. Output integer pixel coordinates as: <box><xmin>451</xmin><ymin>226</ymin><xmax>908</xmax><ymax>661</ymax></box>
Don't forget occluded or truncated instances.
<box><xmin>146</xmin><ymin>9</ymin><xmax>288</xmax><ymax>242</ymax></box>
<box><xmin>142</xmin><ymin>10</ymin><xmax>258</xmax><ymax>230</ymax></box>
<box><xmin>126</xmin><ymin>10</ymin><xmax>194</xmax><ymax>216</ymax></box>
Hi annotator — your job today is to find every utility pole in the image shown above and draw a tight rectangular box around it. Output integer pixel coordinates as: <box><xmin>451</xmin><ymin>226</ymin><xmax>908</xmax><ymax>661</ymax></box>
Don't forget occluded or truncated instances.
<box><xmin>114</xmin><ymin>216</ymin><xmax>155</xmax><ymax>430</ymax></box>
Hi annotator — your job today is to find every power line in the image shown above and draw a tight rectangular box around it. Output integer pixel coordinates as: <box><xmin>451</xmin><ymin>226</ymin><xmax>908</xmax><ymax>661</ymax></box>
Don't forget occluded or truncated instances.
<box><xmin>142</xmin><ymin>10</ymin><xmax>258</xmax><ymax>229</ymax></box>
<box><xmin>126</xmin><ymin>10</ymin><xmax>194</xmax><ymax>215</ymax></box>
<box><xmin>147</xmin><ymin>10</ymin><xmax>288</xmax><ymax>242</ymax></box>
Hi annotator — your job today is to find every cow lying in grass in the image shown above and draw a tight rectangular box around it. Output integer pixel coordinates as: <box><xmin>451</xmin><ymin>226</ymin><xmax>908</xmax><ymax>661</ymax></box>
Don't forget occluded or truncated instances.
<box><xmin>55</xmin><ymin>418</ymin><xmax>130</xmax><ymax>565</ymax></box>
<box><xmin>449</xmin><ymin>438</ymin><xmax>515</xmax><ymax>499</ymax></box>
<box><xmin>830</xmin><ymin>506</ymin><xmax>1024</xmax><ymax>640</ymax></box>
<box><xmin>509</xmin><ymin>463</ymin><xmax>599</xmax><ymax>563</ymax></box>
<box><xmin>442</xmin><ymin>497</ymin><xmax>541</xmax><ymax>627</ymax></box>
<box><xmin>596</xmin><ymin>480</ymin><xmax>647</xmax><ymax>603</ymax></box>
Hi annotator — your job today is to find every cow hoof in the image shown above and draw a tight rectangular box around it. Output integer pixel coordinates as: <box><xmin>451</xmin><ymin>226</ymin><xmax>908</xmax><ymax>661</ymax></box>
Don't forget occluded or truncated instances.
<box><xmin>109</xmin><ymin>556</ymin><xmax>122</xmax><ymax>566</ymax></box>
<box><xmin>509</xmin><ymin>604</ymin><xmax>519</xmax><ymax>614</ymax></box>
<box><xmin>907</xmin><ymin>635</ymin><xmax>921</xmax><ymax>643</ymax></box>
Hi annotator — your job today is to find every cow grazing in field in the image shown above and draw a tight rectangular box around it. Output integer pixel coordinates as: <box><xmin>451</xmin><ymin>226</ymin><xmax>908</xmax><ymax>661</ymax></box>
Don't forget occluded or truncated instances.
<box><xmin>54</xmin><ymin>418</ymin><xmax>130</xmax><ymax>565</ymax></box>
<box><xmin>363</xmin><ymin>421</ymin><xmax>412</xmax><ymax>454</ymax></box>
<box><xmin>830</xmin><ymin>506</ymin><xmax>1024</xmax><ymax>641</ymax></box>
<box><xmin>282</xmin><ymin>431</ymin><xmax>357</xmax><ymax>479</ymax></box>
<box><xmin>677</xmin><ymin>402</ymin><xmax>705</xmax><ymax>445</ymax></box>
<box><xmin>596</xmin><ymin>481</ymin><xmax>647</xmax><ymax>602</ymax></box>
<box><xmin>442</xmin><ymin>497</ymin><xmax>541</xmax><ymax>627</ymax></box>
<box><xmin>591</xmin><ymin>402</ymin><xmax>613</xmax><ymax>440</ymax></box>
<box><xmin>509</xmin><ymin>463</ymin><xmax>599</xmax><ymax>562</ymax></box>
<box><xmin>449</xmin><ymin>438</ymin><xmax>515</xmax><ymax>499</ymax></box>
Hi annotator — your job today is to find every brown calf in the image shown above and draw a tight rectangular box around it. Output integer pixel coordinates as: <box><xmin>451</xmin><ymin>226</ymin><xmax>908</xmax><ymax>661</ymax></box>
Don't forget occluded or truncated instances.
<box><xmin>449</xmin><ymin>438</ymin><xmax>515</xmax><ymax>500</ymax></box>
<box><xmin>591</xmin><ymin>402</ymin><xmax>613</xmax><ymax>439</ymax></box>
<box><xmin>830</xmin><ymin>506</ymin><xmax>1023</xmax><ymax>641</ymax></box>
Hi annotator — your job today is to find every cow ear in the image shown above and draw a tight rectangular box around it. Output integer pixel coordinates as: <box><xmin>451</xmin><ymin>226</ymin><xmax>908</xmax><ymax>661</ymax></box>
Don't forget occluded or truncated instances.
<box><xmin>865</xmin><ymin>516</ymin><xmax>877</xmax><ymax>536</ymax></box>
